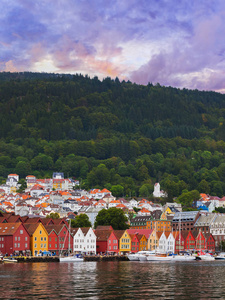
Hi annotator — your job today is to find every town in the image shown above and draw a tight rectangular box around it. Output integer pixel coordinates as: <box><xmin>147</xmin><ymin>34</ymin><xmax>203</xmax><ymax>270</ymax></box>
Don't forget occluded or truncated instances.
<box><xmin>0</xmin><ymin>173</ymin><xmax>225</xmax><ymax>257</ymax></box>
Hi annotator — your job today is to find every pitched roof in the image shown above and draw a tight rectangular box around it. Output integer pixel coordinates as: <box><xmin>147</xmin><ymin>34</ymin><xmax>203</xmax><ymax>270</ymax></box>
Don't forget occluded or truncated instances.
<box><xmin>0</xmin><ymin>222</ymin><xmax>21</xmax><ymax>235</ymax></box>
<box><xmin>23</xmin><ymin>223</ymin><xmax>41</xmax><ymax>235</ymax></box>
<box><xmin>95</xmin><ymin>230</ymin><xmax>112</xmax><ymax>241</ymax></box>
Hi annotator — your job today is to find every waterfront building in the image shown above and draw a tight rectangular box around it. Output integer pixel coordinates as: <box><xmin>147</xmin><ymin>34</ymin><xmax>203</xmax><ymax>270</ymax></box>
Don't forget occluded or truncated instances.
<box><xmin>167</xmin><ymin>232</ymin><xmax>175</xmax><ymax>253</ymax></box>
<box><xmin>119</xmin><ymin>230</ymin><xmax>132</xmax><ymax>254</ymax></box>
<box><xmin>158</xmin><ymin>231</ymin><xmax>170</xmax><ymax>253</ymax></box>
<box><xmin>209</xmin><ymin>214</ymin><xmax>225</xmax><ymax>250</ymax></box>
<box><xmin>130</xmin><ymin>234</ymin><xmax>140</xmax><ymax>253</ymax></box>
<box><xmin>107</xmin><ymin>230</ymin><xmax>124</xmax><ymax>254</ymax></box>
<box><xmin>194</xmin><ymin>230</ymin><xmax>206</xmax><ymax>251</ymax></box>
<box><xmin>24</xmin><ymin>223</ymin><xmax>48</xmax><ymax>256</ymax></box>
<box><xmin>72</xmin><ymin>227</ymin><xmax>96</xmax><ymax>254</ymax></box>
<box><xmin>95</xmin><ymin>226</ymin><xmax>113</xmax><ymax>254</ymax></box>
<box><xmin>184</xmin><ymin>231</ymin><xmax>196</xmax><ymax>251</ymax></box>
<box><xmin>174</xmin><ymin>231</ymin><xmax>185</xmax><ymax>253</ymax></box>
<box><xmin>147</xmin><ymin>229</ymin><xmax>160</xmax><ymax>250</ymax></box>
<box><xmin>45</xmin><ymin>224</ymin><xmax>73</xmax><ymax>255</ymax></box>
<box><xmin>172</xmin><ymin>211</ymin><xmax>200</xmax><ymax>232</ymax></box>
<box><xmin>0</xmin><ymin>222</ymin><xmax>30</xmax><ymax>255</ymax></box>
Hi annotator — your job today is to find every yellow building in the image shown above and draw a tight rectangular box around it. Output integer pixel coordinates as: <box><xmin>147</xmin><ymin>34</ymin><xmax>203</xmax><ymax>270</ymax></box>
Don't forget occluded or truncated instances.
<box><xmin>24</xmin><ymin>223</ymin><xmax>48</xmax><ymax>256</ymax></box>
<box><xmin>138</xmin><ymin>234</ymin><xmax>148</xmax><ymax>251</ymax></box>
<box><xmin>119</xmin><ymin>230</ymin><xmax>131</xmax><ymax>254</ymax></box>
<box><xmin>146</xmin><ymin>220</ymin><xmax>171</xmax><ymax>232</ymax></box>
<box><xmin>147</xmin><ymin>229</ymin><xmax>161</xmax><ymax>250</ymax></box>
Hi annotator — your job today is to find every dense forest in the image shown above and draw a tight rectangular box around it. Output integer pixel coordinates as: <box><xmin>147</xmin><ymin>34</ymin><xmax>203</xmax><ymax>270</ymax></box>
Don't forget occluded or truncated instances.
<box><xmin>1</xmin><ymin>71</ymin><xmax>225</xmax><ymax>201</ymax></box>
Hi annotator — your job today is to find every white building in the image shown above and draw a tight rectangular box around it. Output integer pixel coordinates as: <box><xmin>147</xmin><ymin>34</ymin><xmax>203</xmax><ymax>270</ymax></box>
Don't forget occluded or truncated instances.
<box><xmin>72</xmin><ymin>227</ymin><xmax>96</xmax><ymax>254</ymax></box>
<box><xmin>153</xmin><ymin>183</ymin><xmax>167</xmax><ymax>198</ymax></box>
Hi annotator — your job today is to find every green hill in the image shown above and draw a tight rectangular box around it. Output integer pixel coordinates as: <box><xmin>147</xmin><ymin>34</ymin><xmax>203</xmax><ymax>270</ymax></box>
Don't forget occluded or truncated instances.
<box><xmin>1</xmin><ymin>72</ymin><xmax>225</xmax><ymax>200</ymax></box>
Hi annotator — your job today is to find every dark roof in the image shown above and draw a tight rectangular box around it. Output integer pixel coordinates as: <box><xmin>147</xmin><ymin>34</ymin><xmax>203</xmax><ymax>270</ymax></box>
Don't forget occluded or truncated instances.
<box><xmin>95</xmin><ymin>230</ymin><xmax>112</xmax><ymax>241</ymax></box>
<box><xmin>151</xmin><ymin>210</ymin><xmax>162</xmax><ymax>220</ymax></box>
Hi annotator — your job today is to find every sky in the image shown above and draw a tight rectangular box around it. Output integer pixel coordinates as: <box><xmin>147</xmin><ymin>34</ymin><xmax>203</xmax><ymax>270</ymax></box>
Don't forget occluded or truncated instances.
<box><xmin>1</xmin><ymin>0</ymin><xmax>225</xmax><ymax>92</ymax></box>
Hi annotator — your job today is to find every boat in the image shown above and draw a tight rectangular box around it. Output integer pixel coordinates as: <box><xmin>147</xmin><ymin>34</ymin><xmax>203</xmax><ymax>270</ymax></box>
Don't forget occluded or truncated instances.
<box><xmin>3</xmin><ymin>257</ymin><xmax>18</xmax><ymax>263</ymax></box>
<box><xmin>215</xmin><ymin>252</ymin><xmax>225</xmax><ymax>260</ymax></box>
<box><xmin>198</xmin><ymin>253</ymin><xmax>215</xmax><ymax>261</ymax></box>
<box><xmin>172</xmin><ymin>254</ymin><xmax>196</xmax><ymax>261</ymax></box>
<box><xmin>127</xmin><ymin>253</ymin><xmax>140</xmax><ymax>261</ymax></box>
<box><xmin>147</xmin><ymin>252</ymin><xmax>172</xmax><ymax>261</ymax></box>
<box><xmin>128</xmin><ymin>250</ymin><xmax>156</xmax><ymax>261</ymax></box>
<box><xmin>59</xmin><ymin>253</ymin><xmax>84</xmax><ymax>262</ymax></box>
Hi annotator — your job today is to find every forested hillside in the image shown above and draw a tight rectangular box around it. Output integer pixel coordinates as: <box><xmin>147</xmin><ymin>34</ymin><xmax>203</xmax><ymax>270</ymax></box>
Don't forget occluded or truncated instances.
<box><xmin>1</xmin><ymin>72</ymin><xmax>225</xmax><ymax>200</ymax></box>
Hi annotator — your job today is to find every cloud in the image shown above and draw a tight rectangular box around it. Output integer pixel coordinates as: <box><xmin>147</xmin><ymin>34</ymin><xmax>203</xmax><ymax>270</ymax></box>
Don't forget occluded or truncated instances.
<box><xmin>1</xmin><ymin>0</ymin><xmax>225</xmax><ymax>91</ymax></box>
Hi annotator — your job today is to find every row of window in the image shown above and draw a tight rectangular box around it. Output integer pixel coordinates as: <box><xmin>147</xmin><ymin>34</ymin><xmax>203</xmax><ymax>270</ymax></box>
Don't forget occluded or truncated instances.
<box><xmin>34</xmin><ymin>244</ymin><xmax>47</xmax><ymax>248</ymax></box>
<box><xmin>108</xmin><ymin>240</ymin><xmax>117</xmax><ymax>244</ymax></box>
<box><xmin>0</xmin><ymin>237</ymin><xmax>4</xmax><ymax>241</ymax></box>
<box><xmin>14</xmin><ymin>243</ymin><xmax>28</xmax><ymax>248</ymax></box>
<box><xmin>108</xmin><ymin>246</ymin><xmax>117</xmax><ymax>250</ymax></box>
<box><xmin>34</xmin><ymin>237</ymin><xmax>47</xmax><ymax>241</ymax></box>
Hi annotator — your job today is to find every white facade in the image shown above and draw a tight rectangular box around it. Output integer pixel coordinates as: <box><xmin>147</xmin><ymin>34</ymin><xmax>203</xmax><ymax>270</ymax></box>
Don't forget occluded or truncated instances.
<box><xmin>73</xmin><ymin>228</ymin><xmax>96</xmax><ymax>254</ymax></box>
<box><xmin>167</xmin><ymin>233</ymin><xmax>175</xmax><ymax>253</ymax></box>
<box><xmin>153</xmin><ymin>183</ymin><xmax>167</xmax><ymax>198</ymax></box>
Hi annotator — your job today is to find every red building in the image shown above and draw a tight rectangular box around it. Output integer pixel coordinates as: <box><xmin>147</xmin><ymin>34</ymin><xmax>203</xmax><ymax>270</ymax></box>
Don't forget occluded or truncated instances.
<box><xmin>130</xmin><ymin>234</ymin><xmax>140</xmax><ymax>253</ymax></box>
<box><xmin>95</xmin><ymin>226</ymin><xmax>113</xmax><ymax>254</ymax></box>
<box><xmin>174</xmin><ymin>232</ymin><xmax>185</xmax><ymax>253</ymax></box>
<box><xmin>204</xmin><ymin>233</ymin><xmax>215</xmax><ymax>252</ymax></box>
<box><xmin>184</xmin><ymin>231</ymin><xmax>196</xmax><ymax>251</ymax></box>
<box><xmin>195</xmin><ymin>230</ymin><xmax>206</xmax><ymax>251</ymax></box>
<box><xmin>45</xmin><ymin>224</ymin><xmax>73</xmax><ymax>255</ymax></box>
<box><xmin>0</xmin><ymin>222</ymin><xmax>30</xmax><ymax>255</ymax></box>
<box><xmin>107</xmin><ymin>230</ymin><xmax>124</xmax><ymax>254</ymax></box>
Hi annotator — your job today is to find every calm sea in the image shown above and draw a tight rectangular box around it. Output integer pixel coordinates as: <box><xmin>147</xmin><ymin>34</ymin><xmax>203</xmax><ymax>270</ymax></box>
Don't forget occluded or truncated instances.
<box><xmin>0</xmin><ymin>260</ymin><xmax>225</xmax><ymax>299</ymax></box>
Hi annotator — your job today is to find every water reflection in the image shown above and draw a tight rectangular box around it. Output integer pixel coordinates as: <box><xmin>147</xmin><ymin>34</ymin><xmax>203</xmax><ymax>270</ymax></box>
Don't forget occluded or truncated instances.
<box><xmin>0</xmin><ymin>261</ymin><xmax>225</xmax><ymax>299</ymax></box>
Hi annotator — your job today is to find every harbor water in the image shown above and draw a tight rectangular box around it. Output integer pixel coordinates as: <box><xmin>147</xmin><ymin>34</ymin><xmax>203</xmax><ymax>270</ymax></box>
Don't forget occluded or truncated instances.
<box><xmin>0</xmin><ymin>260</ymin><xmax>225</xmax><ymax>299</ymax></box>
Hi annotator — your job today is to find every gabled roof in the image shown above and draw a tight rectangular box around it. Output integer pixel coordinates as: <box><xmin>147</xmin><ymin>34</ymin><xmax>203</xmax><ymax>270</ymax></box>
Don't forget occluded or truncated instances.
<box><xmin>24</xmin><ymin>223</ymin><xmax>44</xmax><ymax>236</ymax></box>
<box><xmin>24</xmin><ymin>217</ymin><xmax>42</xmax><ymax>224</ymax></box>
<box><xmin>0</xmin><ymin>222</ymin><xmax>22</xmax><ymax>235</ymax></box>
<box><xmin>95</xmin><ymin>230</ymin><xmax>112</xmax><ymax>241</ymax></box>
<box><xmin>111</xmin><ymin>230</ymin><xmax>125</xmax><ymax>240</ymax></box>
<box><xmin>7</xmin><ymin>215</ymin><xmax>23</xmax><ymax>223</ymax></box>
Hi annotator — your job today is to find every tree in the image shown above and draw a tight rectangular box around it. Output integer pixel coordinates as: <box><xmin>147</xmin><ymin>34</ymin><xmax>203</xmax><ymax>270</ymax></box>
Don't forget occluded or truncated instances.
<box><xmin>111</xmin><ymin>184</ymin><xmax>124</xmax><ymax>197</ymax></box>
<box><xmin>71</xmin><ymin>214</ymin><xmax>92</xmax><ymax>228</ymax></box>
<box><xmin>46</xmin><ymin>212</ymin><xmax>60</xmax><ymax>219</ymax></box>
<box><xmin>94</xmin><ymin>208</ymin><xmax>129</xmax><ymax>230</ymax></box>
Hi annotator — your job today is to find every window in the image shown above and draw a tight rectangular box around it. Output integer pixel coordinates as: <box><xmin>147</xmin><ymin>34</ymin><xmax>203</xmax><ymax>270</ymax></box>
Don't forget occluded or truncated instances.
<box><xmin>55</xmin><ymin>244</ymin><xmax>57</xmax><ymax>248</ymax></box>
<box><xmin>41</xmin><ymin>237</ymin><xmax>43</xmax><ymax>241</ymax></box>
<box><xmin>18</xmin><ymin>237</ymin><xmax>20</xmax><ymax>241</ymax></box>
<box><xmin>20</xmin><ymin>230</ymin><xmax>23</xmax><ymax>234</ymax></box>
<box><xmin>40</xmin><ymin>231</ymin><xmax>42</xmax><ymax>234</ymax></box>
<box><xmin>49</xmin><ymin>237</ymin><xmax>51</xmax><ymax>242</ymax></box>
<box><xmin>0</xmin><ymin>238</ymin><xmax>1</xmax><ymax>241</ymax></box>
<box><xmin>15</xmin><ymin>237</ymin><xmax>17</xmax><ymax>241</ymax></box>
<box><xmin>34</xmin><ymin>237</ymin><xmax>37</xmax><ymax>241</ymax></box>
<box><xmin>15</xmin><ymin>243</ymin><xmax>17</xmax><ymax>248</ymax></box>
<box><xmin>41</xmin><ymin>244</ymin><xmax>43</xmax><ymax>248</ymax></box>
<box><xmin>44</xmin><ymin>244</ymin><xmax>46</xmax><ymax>248</ymax></box>
<box><xmin>25</xmin><ymin>243</ymin><xmax>28</xmax><ymax>248</ymax></box>
<box><xmin>18</xmin><ymin>243</ymin><xmax>20</xmax><ymax>247</ymax></box>
<box><xmin>25</xmin><ymin>237</ymin><xmax>27</xmax><ymax>241</ymax></box>
<box><xmin>34</xmin><ymin>243</ymin><xmax>37</xmax><ymax>248</ymax></box>
<box><xmin>49</xmin><ymin>244</ymin><xmax>51</xmax><ymax>248</ymax></box>
<box><xmin>44</xmin><ymin>237</ymin><xmax>47</xmax><ymax>241</ymax></box>
<box><xmin>55</xmin><ymin>237</ymin><xmax>57</xmax><ymax>241</ymax></box>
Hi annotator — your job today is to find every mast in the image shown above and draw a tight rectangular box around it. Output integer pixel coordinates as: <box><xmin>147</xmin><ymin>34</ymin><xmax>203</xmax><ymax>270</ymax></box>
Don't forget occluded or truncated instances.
<box><xmin>68</xmin><ymin>219</ymin><xmax>71</xmax><ymax>254</ymax></box>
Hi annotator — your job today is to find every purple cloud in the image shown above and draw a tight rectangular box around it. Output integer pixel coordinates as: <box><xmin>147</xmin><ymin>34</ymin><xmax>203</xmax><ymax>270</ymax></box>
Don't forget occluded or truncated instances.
<box><xmin>0</xmin><ymin>0</ymin><xmax>225</xmax><ymax>91</ymax></box>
